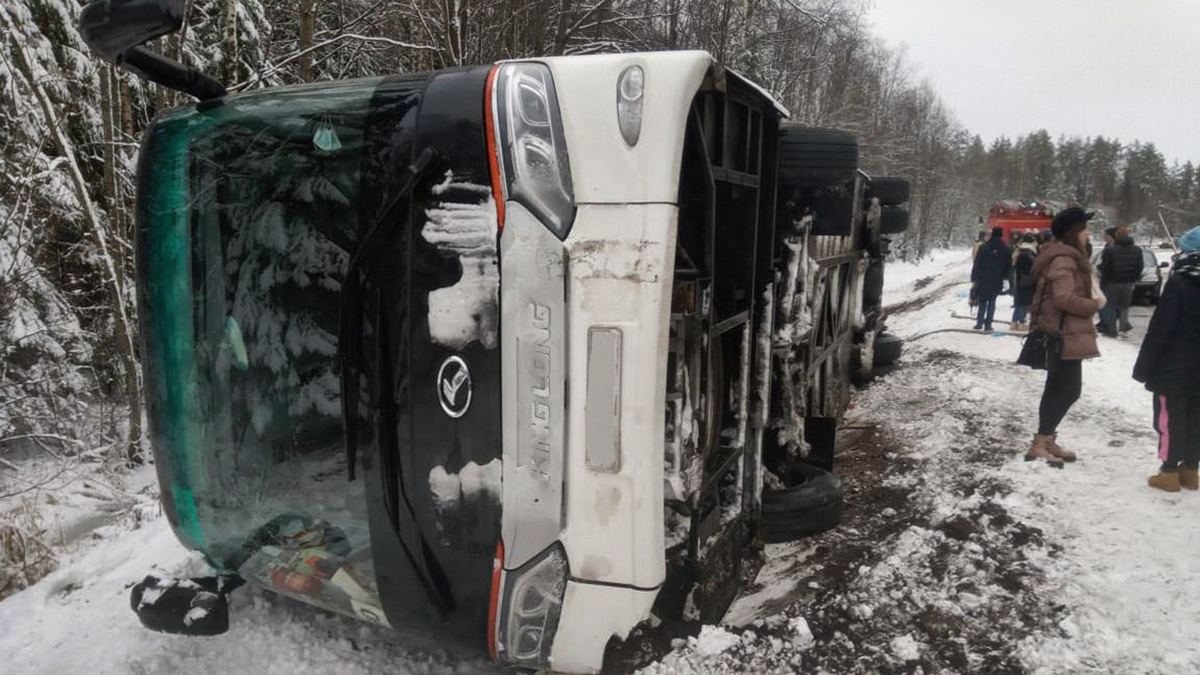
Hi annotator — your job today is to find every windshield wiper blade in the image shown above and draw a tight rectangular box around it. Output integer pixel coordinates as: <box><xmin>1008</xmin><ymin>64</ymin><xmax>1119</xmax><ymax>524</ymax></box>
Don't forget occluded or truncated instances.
<box><xmin>340</xmin><ymin>146</ymin><xmax>438</xmax><ymax>481</ymax></box>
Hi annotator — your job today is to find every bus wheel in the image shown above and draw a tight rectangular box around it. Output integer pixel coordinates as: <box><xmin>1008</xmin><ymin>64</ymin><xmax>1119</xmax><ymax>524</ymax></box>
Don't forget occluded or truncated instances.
<box><xmin>879</xmin><ymin>207</ymin><xmax>910</xmax><ymax>235</ymax></box>
<box><xmin>873</xmin><ymin>333</ymin><xmax>904</xmax><ymax>367</ymax></box>
<box><xmin>778</xmin><ymin>126</ymin><xmax>859</xmax><ymax>188</ymax></box>
<box><xmin>866</xmin><ymin>176</ymin><xmax>911</xmax><ymax>207</ymax></box>
<box><xmin>761</xmin><ymin>463</ymin><xmax>844</xmax><ymax>543</ymax></box>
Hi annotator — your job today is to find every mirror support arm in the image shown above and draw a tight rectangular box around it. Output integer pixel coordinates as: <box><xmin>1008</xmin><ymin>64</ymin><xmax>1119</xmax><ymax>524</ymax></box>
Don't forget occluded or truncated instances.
<box><xmin>122</xmin><ymin>46</ymin><xmax>228</xmax><ymax>100</ymax></box>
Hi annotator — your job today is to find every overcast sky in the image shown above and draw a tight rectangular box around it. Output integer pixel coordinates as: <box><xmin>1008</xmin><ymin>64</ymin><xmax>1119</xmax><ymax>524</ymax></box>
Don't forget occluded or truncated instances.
<box><xmin>867</xmin><ymin>0</ymin><xmax>1200</xmax><ymax>165</ymax></box>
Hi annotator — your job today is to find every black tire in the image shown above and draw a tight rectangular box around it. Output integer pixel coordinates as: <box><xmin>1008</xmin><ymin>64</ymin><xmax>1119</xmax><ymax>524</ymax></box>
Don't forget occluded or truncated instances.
<box><xmin>761</xmin><ymin>463</ymin><xmax>844</xmax><ymax>543</ymax></box>
<box><xmin>778</xmin><ymin>126</ymin><xmax>859</xmax><ymax>189</ymax></box>
<box><xmin>873</xmin><ymin>333</ymin><xmax>903</xmax><ymax>367</ymax></box>
<box><xmin>879</xmin><ymin>207</ymin><xmax>909</xmax><ymax>235</ymax></box>
<box><xmin>863</xmin><ymin>260</ymin><xmax>884</xmax><ymax>311</ymax></box>
<box><xmin>867</xmin><ymin>177</ymin><xmax>911</xmax><ymax>207</ymax></box>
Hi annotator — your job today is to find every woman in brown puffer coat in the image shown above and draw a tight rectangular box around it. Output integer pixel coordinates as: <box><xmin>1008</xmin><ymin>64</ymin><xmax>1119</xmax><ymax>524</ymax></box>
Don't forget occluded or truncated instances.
<box><xmin>1024</xmin><ymin>207</ymin><xmax>1106</xmax><ymax>466</ymax></box>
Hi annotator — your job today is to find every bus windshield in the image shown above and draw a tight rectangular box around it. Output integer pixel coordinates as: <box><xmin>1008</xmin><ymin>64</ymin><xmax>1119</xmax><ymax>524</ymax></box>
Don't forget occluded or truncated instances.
<box><xmin>136</xmin><ymin>77</ymin><xmax>421</xmax><ymax>625</ymax></box>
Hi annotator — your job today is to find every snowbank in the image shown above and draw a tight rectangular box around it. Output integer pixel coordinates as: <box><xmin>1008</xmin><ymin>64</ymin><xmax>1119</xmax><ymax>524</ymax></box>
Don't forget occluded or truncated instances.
<box><xmin>0</xmin><ymin>519</ymin><xmax>495</xmax><ymax>675</ymax></box>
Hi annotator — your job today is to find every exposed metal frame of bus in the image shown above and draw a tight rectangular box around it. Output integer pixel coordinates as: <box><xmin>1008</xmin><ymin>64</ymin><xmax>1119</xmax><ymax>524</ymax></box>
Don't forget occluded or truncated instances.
<box><xmin>677</xmin><ymin>69</ymin><xmax>774</xmax><ymax>610</ymax></box>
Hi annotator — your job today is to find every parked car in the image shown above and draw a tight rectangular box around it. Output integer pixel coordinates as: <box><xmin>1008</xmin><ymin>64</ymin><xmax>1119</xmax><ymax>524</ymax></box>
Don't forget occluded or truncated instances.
<box><xmin>80</xmin><ymin>1</ymin><xmax>910</xmax><ymax>672</ymax></box>
<box><xmin>1136</xmin><ymin>248</ymin><xmax>1169</xmax><ymax>303</ymax></box>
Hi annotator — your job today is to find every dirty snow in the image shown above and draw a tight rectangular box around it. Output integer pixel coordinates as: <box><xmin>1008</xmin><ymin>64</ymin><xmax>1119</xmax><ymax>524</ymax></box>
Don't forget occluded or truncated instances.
<box><xmin>634</xmin><ymin>248</ymin><xmax>1196</xmax><ymax>674</ymax></box>
<box><xmin>788</xmin><ymin>616</ymin><xmax>815</xmax><ymax>651</ymax></box>
<box><xmin>694</xmin><ymin>625</ymin><xmax>741</xmax><ymax>656</ymax></box>
<box><xmin>890</xmin><ymin>634</ymin><xmax>921</xmax><ymax>662</ymax></box>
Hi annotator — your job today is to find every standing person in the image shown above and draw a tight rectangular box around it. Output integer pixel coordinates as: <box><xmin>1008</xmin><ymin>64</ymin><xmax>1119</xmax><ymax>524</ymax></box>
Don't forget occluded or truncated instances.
<box><xmin>1024</xmin><ymin>207</ymin><xmax>1104</xmax><ymax>465</ymax></box>
<box><xmin>969</xmin><ymin>227</ymin><xmax>987</xmax><ymax>313</ymax></box>
<box><xmin>1011</xmin><ymin>234</ymin><xmax>1038</xmax><ymax>332</ymax></box>
<box><xmin>1097</xmin><ymin>226</ymin><xmax>1145</xmax><ymax>335</ymax></box>
<box><xmin>971</xmin><ymin>228</ymin><xmax>987</xmax><ymax>260</ymax></box>
<box><xmin>971</xmin><ymin>227</ymin><xmax>1011</xmax><ymax>331</ymax></box>
<box><xmin>1010</xmin><ymin>230</ymin><xmax>1026</xmax><ymax>292</ymax></box>
<box><xmin>1134</xmin><ymin>226</ymin><xmax>1200</xmax><ymax>492</ymax></box>
<box><xmin>1096</xmin><ymin>226</ymin><xmax>1119</xmax><ymax>334</ymax></box>
<box><xmin>1101</xmin><ymin>226</ymin><xmax>1117</xmax><ymax>246</ymax></box>
<box><xmin>1037</xmin><ymin>230</ymin><xmax>1053</xmax><ymax>250</ymax></box>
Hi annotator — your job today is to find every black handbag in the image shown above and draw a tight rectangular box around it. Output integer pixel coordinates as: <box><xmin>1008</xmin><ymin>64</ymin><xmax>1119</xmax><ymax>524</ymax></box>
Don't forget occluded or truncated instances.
<box><xmin>1017</xmin><ymin>280</ymin><xmax>1065</xmax><ymax>372</ymax></box>
<box><xmin>1017</xmin><ymin>329</ymin><xmax>1063</xmax><ymax>372</ymax></box>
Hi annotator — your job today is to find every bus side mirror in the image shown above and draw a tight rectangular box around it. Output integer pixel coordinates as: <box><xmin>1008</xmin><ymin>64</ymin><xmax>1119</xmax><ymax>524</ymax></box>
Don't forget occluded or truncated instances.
<box><xmin>79</xmin><ymin>0</ymin><xmax>184</xmax><ymax>59</ymax></box>
<box><xmin>79</xmin><ymin>0</ymin><xmax>226</xmax><ymax>100</ymax></box>
<box><xmin>1160</xmin><ymin>262</ymin><xmax>1170</xmax><ymax>268</ymax></box>
<box><xmin>130</xmin><ymin>575</ymin><xmax>242</xmax><ymax>636</ymax></box>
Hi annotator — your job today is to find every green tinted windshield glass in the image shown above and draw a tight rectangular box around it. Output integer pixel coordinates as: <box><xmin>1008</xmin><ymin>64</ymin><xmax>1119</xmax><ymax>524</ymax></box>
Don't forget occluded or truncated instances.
<box><xmin>138</xmin><ymin>78</ymin><xmax>410</xmax><ymax>624</ymax></box>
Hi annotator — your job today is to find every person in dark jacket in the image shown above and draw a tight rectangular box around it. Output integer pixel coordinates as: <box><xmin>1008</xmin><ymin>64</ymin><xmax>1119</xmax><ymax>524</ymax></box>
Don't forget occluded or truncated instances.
<box><xmin>1010</xmin><ymin>234</ymin><xmax>1038</xmax><ymax>331</ymax></box>
<box><xmin>1135</xmin><ymin>226</ymin><xmax>1200</xmax><ymax>492</ymax></box>
<box><xmin>1097</xmin><ymin>226</ymin><xmax>1145</xmax><ymax>335</ymax></box>
<box><xmin>970</xmin><ymin>227</ymin><xmax>1011</xmax><ymax>331</ymax></box>
<box><xmin>968</xmin><ymin>228</ymin><xmax>988</xmax><ymax>311</ymax></box>
<box><xmin>1095</xmin><ymin>226</ymin><xmax>1117</xmax><ymax>333</ymax></box>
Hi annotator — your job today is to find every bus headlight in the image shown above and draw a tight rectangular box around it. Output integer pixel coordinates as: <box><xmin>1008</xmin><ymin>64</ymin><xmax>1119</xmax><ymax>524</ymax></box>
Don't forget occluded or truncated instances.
<box><xmin>494</xmin><ymin>63</ymin><xmax>576</xmax><ymax>239</ymax></box>
<box><xmin>498</xmin><ymin>543</ymin><xmax>568</xmax><ymax>668</ymax></box>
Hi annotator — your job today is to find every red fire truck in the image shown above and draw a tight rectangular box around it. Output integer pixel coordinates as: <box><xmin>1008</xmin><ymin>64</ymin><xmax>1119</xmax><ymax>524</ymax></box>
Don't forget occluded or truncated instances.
<box><xmin>986</xmin><ymin>200</ymin><xmax>1053</xmax><ymax>244</ymax></box>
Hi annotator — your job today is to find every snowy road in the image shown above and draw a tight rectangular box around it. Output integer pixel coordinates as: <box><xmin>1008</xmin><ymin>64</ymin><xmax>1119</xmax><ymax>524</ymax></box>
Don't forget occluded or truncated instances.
<box><xmin>2</xmin><ymin>248</ymin><xmax>1191</xmax><ymax>674</ymax></box>
<box><xmin>878</xmin><ymin>251</ymin><xmax>1198</xmax><ymax>674</ymax></box>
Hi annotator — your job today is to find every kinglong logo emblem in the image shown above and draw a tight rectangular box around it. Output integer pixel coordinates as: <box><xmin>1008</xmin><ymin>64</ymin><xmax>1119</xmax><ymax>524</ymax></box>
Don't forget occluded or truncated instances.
<box><xmin>437</xmin><ymin>355</ymin><xmax>472</xmax><ymax>418</ymax></box>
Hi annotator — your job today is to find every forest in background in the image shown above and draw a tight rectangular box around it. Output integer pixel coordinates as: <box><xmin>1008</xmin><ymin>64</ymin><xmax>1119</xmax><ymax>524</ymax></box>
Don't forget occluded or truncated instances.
<box><xmin>2</xmin><ymin>0</ymin><xmax>1200</xmax><ymax>483</ymax></box>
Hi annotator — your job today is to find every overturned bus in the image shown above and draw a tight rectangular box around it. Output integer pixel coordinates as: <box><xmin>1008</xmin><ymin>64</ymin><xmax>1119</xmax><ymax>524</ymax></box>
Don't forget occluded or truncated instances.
<box><xmin>79</xmin><ymin>1</ymin><xmax>910</xmax><ymax>672</ymax></box>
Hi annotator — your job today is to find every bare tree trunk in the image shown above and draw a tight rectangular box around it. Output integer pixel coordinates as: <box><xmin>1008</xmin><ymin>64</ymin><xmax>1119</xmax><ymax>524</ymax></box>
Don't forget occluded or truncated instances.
<box><xmin>298</xmin><ymin>0</ymin><xmax>320</xmax><ymax>81</ymax></box>
<box><xmin>7</xmin><ymin>33</ymin><xmax>143</xmax><ymax>464</ymax></box>
<box><xmin>552</xmin><ymin>0</ymin><xmax>572</xmax><ymax>55</ymax></box>
<box><xmin>668</xmin><ymin>0</ymin><xmax>678</xmax><ymax>50</ymax></box>
<box><xmin>715</xmin><ymin>0</ymin><xmax>734</xmax><ymax>64</ymax></box>
<box><xmin>119</xmin><ymin>74</ymin><xmax>134</xmax><ymax>137</ymax></box>
<box><xmin>223</xmin><ymin>0</ymin><xmax>240</xmax><ymax>85</ymax></box>
<box><xmin>100</xmin><ymin>66</ymin><xmax>117</xmax><ymax>205</ymax></box>
<box><xmin>441</xmin><ymin>0</ymin><xmax>461</xmax><ymax>66</ymax></box>
<box><xmin>101</xmin><ymin>65</ymin><xmax>130</xmax><ymax>312</ymax></box>
<box><xmin>741</xmin><ymin>0</ymin><xmax>760</xmax><ymax>72</ymax></box>
<box><xmin>162</xmin><ymin>0</ymin><xmax>195</xmax><ymax>108</ymax></box>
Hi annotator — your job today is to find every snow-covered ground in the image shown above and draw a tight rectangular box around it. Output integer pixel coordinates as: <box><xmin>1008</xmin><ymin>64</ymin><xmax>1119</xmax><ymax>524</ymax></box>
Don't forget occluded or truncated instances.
<box><xmin>0</xmin><ymin>515</ymin><xmax>492</xmax><ymax>675</ymax></box>
<box><xmin>640</xmin><ymin>249</ymin><xmax>1192</xmax><ymax>674</ymax></box>
<box><xmin>2</xmin><ymin>247</ymin><xmax>1191</xmax><ymax>674</ymax></box>
<box><xmin>880</xmin><ymin>248</ymin><xmax>969</xmax><ymax>309</ymax></box>
<box><xmin>881</xmin><ymin>250</ymin><xmax>1200</xmax><ymax>674</ymax></box>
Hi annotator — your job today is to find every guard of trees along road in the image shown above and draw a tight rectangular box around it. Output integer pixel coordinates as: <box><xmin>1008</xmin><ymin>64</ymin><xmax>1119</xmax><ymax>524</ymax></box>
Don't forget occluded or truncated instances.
<box><xmin>2</xmin><ymin>0</ymin><xmax>1198</xmax><ymax>472</ymax></box>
